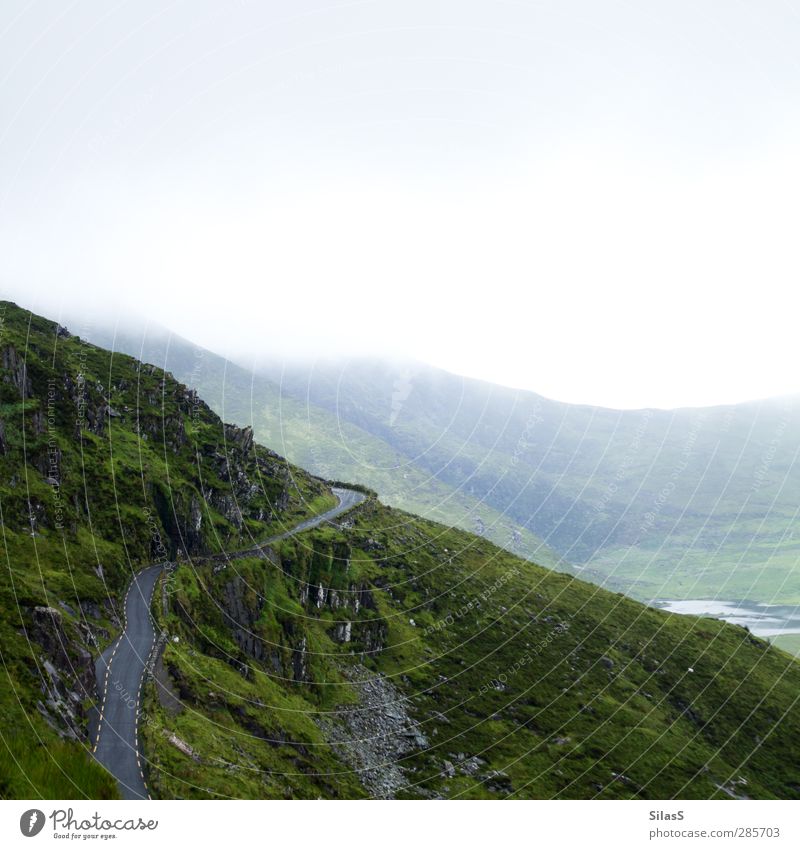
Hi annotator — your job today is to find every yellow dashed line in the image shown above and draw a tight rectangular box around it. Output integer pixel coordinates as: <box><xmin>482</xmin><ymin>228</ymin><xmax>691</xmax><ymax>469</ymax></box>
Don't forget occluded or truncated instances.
<box><xmin>94</xmin><ymin>564</ymin><xmax>164</xmax><ymax>802</ymax></box>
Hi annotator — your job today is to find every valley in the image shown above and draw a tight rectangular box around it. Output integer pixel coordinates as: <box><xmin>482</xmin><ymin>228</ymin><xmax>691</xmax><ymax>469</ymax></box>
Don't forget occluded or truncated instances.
<box><xmin>79</xmin><ymin>320</ymin><xmax>800</xmax><ymax>608</ymax></box>
<box><xmin>2</xmin><ymin>300</ymin><xmax>799</xmax><ymax>801</ymax></box>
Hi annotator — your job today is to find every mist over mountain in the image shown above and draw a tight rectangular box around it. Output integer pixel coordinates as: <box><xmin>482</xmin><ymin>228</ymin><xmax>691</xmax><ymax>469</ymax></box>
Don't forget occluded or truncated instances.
<box><xmin>3</xmin><ymin>299</ymin><xmax>800</xmax><ymax>800</ymax></box>
<box><xmin>4</xmin><ymin>0</ymin><xmax>800</xmax><ymax>820</ymax></box>
<box><xmin>257</xmin><ymin>358</ymin><xmax>800</xmax><ymax>606</ymax></box>
<box><xmin>76</xmin><ymin>314</ymin><xmax>800</xmax><ymax>612</ymax></box>
<box><xmin>77</xmin><ymin>318</ymin><xmax>567</xmax><ymax>571</ymax></box>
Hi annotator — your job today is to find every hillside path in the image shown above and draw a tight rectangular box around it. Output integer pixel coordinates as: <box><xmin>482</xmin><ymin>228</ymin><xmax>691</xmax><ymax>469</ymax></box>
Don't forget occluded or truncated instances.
<box><xmin>91</xmin><ymin>487</ymin><xmax>365</xmax><ymax>799</ymax></box>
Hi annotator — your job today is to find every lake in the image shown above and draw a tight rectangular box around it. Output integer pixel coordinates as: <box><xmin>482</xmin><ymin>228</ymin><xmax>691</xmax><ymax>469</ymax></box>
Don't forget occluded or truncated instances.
<box><xmin>652</xmin><ymin>598</ymin><xmax>800</xmax><ymax>637</ymax></box>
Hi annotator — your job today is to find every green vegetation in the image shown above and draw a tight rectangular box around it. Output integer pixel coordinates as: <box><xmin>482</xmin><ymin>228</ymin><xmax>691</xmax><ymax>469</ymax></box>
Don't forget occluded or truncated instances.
<box><xmin>3</xmin><ymin>301</ymin><xmax>800</xmax><ymax>800</ymax></box>
<box><xmin>83</xmin><ymin>323</ymin><xmax>800</xmax><ymax>605</ymax></box>
<box><xmin>258</xmin><ymin>360</ymin><xmax>800</xmax><ymax>607</ymax></box>
<box><xmin>81</xmin><ymin>323</ymin><xmax>566</xmax><ymax>571</ymax></box>
<box><xmin>770</xmin><ymin>634</ymin><xmax>800</xmax><ymax>658</ymax></box>
<box><xmin>144</xmin><ymin>499</ymin><xmax>800</xmax><ymax>798</ymax></box>
<box><xmin>0</xmin><ymin>300</ymin><xmax>330</xmax><ymax>798</ymax></box>
<box><xmin>0</xmin><ymin>734</ymin><xmax>118</xmax><ymax>800</ymax></box>
<box><xmin>141</xmin><ymin>557</ymin><xmax>366</xmax><ymax>799</ymax></box>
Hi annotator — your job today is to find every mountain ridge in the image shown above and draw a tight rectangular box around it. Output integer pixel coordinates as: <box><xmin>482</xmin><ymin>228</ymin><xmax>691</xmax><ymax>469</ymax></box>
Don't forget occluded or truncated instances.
<box><xmin>73</xmin><ymin>314</ymin><xmax>567</xmax><ymax>572</ymax></box>
<box><xmin>0</xmin><ymin>299</ymin><xmax>334</xmax><ymax>796</ymax></box>
<box><xmin>59</xmin><ymin>309</ymin><xmax>800</xmax><ymax>612</ymax></box>
<box><xmin>1</xmin><ymin>301</ymin><xmax>800</xmax><ymax>799</ymax></box>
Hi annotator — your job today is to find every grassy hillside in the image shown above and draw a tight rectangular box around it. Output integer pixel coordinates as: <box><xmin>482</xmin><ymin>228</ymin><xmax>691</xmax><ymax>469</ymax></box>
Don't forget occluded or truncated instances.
<box><xmin>771</xmin><ymin>634</ymin><xmax>800</xmax><ymax>658</ymax></box>
<box><xmin>255</xmin><ymin>359</ymin><xmax>800</xmax><ymax>606</ymax></box>
<box><xmin>0</xmin><ymin>301</ymin><xmax>332</xmax><ymax>798</ymax></box>
<box><xmin>3</xmin><ymin>301</ymin><xmax>800</xmax><ymax>800</ymax></box>
<box><xmin>144</xmin><ymin>498</ymin><xmax>800</xmax><ymax>799</ymax></box>
<box><xmin>80</xmin><ymin>318</ymin><xmax>800</xmax><ymax>606</ymax></box>
<box><xmin>80</xmin><ymin>321</ymin><xmax>565</xmax><ymax>571</ymax></box>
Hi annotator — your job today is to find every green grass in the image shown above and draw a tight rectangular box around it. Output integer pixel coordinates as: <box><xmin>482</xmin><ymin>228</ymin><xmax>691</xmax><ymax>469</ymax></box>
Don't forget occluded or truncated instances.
<box><xmin>140</xmin><ymin>645</ymin><xmax>365</xmax><ymax>799</ymax></box>
<box><xmin>84</xmin><ymin>325</ymin><xmax>800</xmax><ymax>607</ymax></box>
<box><xmin>79</xmin><ymin>323</ymin><xmax>566</xmax><ymax>571</ymax></box>
<box><xmin>769</xmin><ymin>634</ymin><xmax>800</xmax><ymax>658</ymax></box>
<box><xmin>0</xmin><ymin>732</ymin><xmax>118</xmax><ymax>800</ymax></box>
<box><xmin>4</xmin><ymin>300</ymin><xmax>800</xmax><ymax>800</ymax></box>
<box><xmin>0</xmin><ymin>300</ymin><xmax>335</xmax><ymax>798</ymax></box>
<box><xmin>585</xmin><ymin>542</ymin><xmax>800</xmax><ymax>605</ymax></box>
<box><xmin>147</xmin><ymin>498</ymin><xmax>800</xmax><ymax>799</ymax></box>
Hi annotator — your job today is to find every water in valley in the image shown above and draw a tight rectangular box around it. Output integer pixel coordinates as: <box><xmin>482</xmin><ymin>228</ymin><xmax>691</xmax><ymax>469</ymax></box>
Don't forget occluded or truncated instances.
<box><xmin>652</xmin><ymin>598</ymin><xmax>800</xmax><ymax>638</ymax></box>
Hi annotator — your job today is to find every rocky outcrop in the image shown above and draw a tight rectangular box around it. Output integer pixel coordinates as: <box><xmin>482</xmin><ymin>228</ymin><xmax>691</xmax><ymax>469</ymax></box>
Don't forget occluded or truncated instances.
<box><xmin>2</xmin><ymin>344</ymin><xmax>32</xmax><ymax>398</ymax></box>
<box><xmin>223</xmin><ymin>423</ymin><xmax>254</xmax><ymax>455</ymax></box>
<box><xmin>357</xmin><ymin>619</ymin><xmax>388</xmax><ymax>654</ymax></box>
<box><xmin>328</xmin><ymin>615</ymin><xmax>387</xmax><ymax>653</ymax></box>
<box><xmin>26</xmin><ymin>605</ymin><xmax>98</xmax><ymax>741</ymax></box>
<box><xmin>317</xmin><ymin>664</ymin><xmax>429</xmax><ymax>799</ymax></box>
<box><xmin>163</xmin><ymin>730</ymin><xmax>200</xmax><ymax>762</ymax></box>
<box><xmin>305</xmin><ymin>573</ymin><xmax>388</xmax><ymax>653</ymax></box>
<box><xmin>311</xmin><ymin>581</ymin><xmax>376</xmax><ymax>614</ymax></box>
<box><xmin>217</xmin><ymin>573</ymin><xmax>306</xmax><ymax>680</ymax></box>
<box><xmin>291</xmin><ymin>635</ymin><xmax>310</xmax><ymax>683</ymax></box>
<box><xmin>220</xmin><ymin>575</ymin><xmax>265</xmax><ymax>660</ymax></box>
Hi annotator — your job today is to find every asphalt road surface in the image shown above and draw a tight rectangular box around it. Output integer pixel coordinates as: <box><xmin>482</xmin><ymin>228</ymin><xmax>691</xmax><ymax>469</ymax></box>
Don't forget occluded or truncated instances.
<box><xmin>262</xmin><ymin>487</ymin><xmax>366</xmax><ymax>543</ymax></box>
<box><xmin>92</xmin><ymin>564</ymin><xmax>163</xmax><ymax>800</ymax></box>
<box><xmin>92</xmin><ymin>487</ymin><xmax>366</xmax><ymax>799</ymax></box>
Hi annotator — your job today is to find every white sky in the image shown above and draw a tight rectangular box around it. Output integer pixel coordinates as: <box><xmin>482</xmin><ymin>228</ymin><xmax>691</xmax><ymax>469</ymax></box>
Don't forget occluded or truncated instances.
<box><xmin>1</xmin><ymin>0</ymin><xmax>799</xmax><ymax>409</ymax></box>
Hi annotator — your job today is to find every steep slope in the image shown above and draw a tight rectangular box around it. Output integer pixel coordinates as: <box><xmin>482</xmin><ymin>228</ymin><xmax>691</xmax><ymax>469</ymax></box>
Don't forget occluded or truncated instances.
<box><xmin>3</xmin><ymin>302</ymin><xmax>800</xmax><ymax>801</ymax></box>
<box><xmin>77</xmin><ymin>319</ymin><xmax>564</xmax><ymax>570</ymax></box>
<box><xmin>0</xmin><ymin>301</ymin><xmax>333</xmax><ymax>797</ymax></box>
<box><xmin>256</xmin><ymin>358</ymin><xmax>800</xmax><ymax>606</ymax></box>
<box><xmin>77</xmin><ymin>316</ymin><xmax>800</xmax><ymax>607</ymax></box>
<box><xmin>146</xmin><ymin>497</ymin><xmax>800</xmax><ymax>799</ymax></box>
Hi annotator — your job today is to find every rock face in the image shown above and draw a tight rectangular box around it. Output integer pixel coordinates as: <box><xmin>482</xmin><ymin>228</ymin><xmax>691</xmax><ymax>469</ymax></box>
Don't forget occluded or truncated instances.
<box><xmin>221</xmin><ymin>575</ymin><xmax>266</xmax><ymax>661</ymax></box>
<box><xmin>2</xmin><ymin>344</ymin><xmax>32</xmax><ymax>398</ymax></box>
<box><xmin>175</xmin><ymin>529</ymin><xmax>415</xmax><ymax>796</ymax></box>
<box><xmin>317</xmin><ymin>665</ymin><xmax>430</xmax><ymax>799</ymax></box>
<box><xmin>217</xmin><ymin>570</ymin><xmax>310</xmax><ymax>682</ymax></box>
<box><xmin>0</xmin><ymin>314</ymin><xmax>315</xmax><ymax>561</ymax></box>
<box><xmin>310</xmin><ymin>578</ymin><xmax>387</xmax><ymax>652</ymax></box>
<box><xmin>27</xmin><ymin>605</ymin><xmax>98</xmax><ymax>741</ymax></box>
<box><xmin>223</xmin><ymin>423</ymin><xmax>254</xmax><ymax>455</ymax></box>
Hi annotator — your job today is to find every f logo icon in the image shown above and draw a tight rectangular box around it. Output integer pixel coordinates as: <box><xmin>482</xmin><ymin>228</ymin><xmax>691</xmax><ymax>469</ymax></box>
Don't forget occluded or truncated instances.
<box><xmin>19</xmin><ymin>809</ymin><xmax>45</xmax><ymax>837</ymax></box>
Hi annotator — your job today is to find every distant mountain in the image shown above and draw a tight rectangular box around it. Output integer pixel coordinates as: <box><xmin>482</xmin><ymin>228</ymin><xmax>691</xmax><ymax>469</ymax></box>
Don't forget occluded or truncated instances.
<box><xmin>78</xmin><ymin>320</ymin><xmax>566</xmax><ymax>572</ymax></box>
<box><xmin>79</xmin><ymin>319</ymin><xmax>800</xmax><ymax>611</ymax></box>
<box><xmin>253</xmin><ymin>358</ymin><xmax>800</xmax><ymax>607</ymax></box>
<box><xmin>4</xmin><ymin>300</ymin><xmax>800</xmax><ymax>800</ymax></box>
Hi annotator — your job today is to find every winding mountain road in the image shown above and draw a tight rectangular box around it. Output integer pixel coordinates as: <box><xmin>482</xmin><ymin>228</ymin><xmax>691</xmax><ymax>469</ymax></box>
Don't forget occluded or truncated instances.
<box><xmin>91</xmin><ymin>487</ymin><xmax>366</xmax><ymax>800</ymax></box>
